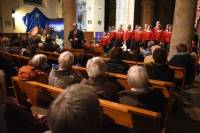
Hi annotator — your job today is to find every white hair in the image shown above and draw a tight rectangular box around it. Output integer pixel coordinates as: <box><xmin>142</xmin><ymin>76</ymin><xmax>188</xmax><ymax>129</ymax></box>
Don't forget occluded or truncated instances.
<box><xmin>151</xmin><ymin>45</ymin><xmax>161</xmax><ymax>54</ymax></box>
<box><xmin>58</xmin><ymin>51</ymin><xmax>74</xmax><ymax>69</ymax></box>
<box><xmin>86</xmin><ymin>57</ymin><xmax>106</xmax><ymax>78</ymax></box>
<box><xmin>29</xmin><ymin>54</ymin><xmax>47</xmax><ymax>68</ymax></box>
<box><xmin>127</xmin><ymin>66</ymin><xmax>149</xmax><ymax>88</ymax></box>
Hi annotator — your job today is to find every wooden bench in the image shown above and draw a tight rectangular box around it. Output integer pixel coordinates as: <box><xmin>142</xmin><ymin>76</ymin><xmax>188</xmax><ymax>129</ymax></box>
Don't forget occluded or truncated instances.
<box><xmin>12</xmin><ymin>76</ymin><xmax>161</xmax><ymax>132</ymax></box>
<box><xmin>37</xmin><ymin>50</ymin><xmax>185</xmax><ymax>87</ymax></box>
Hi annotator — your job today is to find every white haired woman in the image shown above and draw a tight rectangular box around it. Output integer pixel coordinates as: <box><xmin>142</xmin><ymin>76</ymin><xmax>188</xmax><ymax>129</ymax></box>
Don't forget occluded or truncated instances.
<box><xmin>48</xmin><ymin>51</ymin><xmax>80</xmax><ymax>89</ymax></box>
<box><xmin>81</xmin><ymin>57</ymin><xmax>119</xmax><ymax>102</ymax></box>
<box><xmin>17</xmin><ymin>54</ymin><xmax>49</xmax><ymax>84</ymax></box>
<box><xmin>119</xmin><ymin>65</ymin><xmax>165</xmax><ymax>113</ymax></box>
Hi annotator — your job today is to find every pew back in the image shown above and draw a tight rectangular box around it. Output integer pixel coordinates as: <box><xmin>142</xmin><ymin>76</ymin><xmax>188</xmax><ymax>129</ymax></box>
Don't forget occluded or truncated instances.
<box><xmin>12</xmin><ymin>76</ymin><xmax>161</xmax><ymax>132</ymax></box>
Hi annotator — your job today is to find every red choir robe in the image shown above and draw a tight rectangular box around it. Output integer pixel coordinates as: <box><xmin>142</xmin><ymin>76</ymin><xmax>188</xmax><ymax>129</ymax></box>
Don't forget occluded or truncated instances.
<box><xmin>142</xmin><ymin>30</ymin><xmax>153</xmax><ymax>42</ymax></box>
<box><xmin>153</xmin><ymin>29</ymin><xmax>163</xmax><ymax>41</ymax></box>
<box><xmin>100</xmin><ymin>35</ymin><xmax>110</xmax><ymax>47</ymax></box>
<box><xmin>116</xmin><ymin>29</ymin><xmax>125</xmax><ymax>41</ymax></box>
<box><xmin>134</xmin><ymin>30</ymin><xmax>143</xmax><ymax>41</ymax></box>
<box><xmin>161</xmin><ymin>30</ymin><xmax>172</xmax><ymax>43</ymax></box>
<box><xmin>125</xmin><ymin>30</ymin><xmax>133</xmax><ymax>41</ymax></box>
<box><xmin>109</xmin><ymin>31</ymin><xmax>116</xmax><ymax>41</ymax></box>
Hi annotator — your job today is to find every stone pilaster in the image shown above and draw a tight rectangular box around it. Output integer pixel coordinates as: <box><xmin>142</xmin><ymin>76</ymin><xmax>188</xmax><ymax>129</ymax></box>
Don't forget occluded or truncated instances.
<box><xmin>63</xmin><ymin>0</ymin><xmax>76</xmax><ymax>48</ymax></box>
<box><xmin>169</xmin><ymin>0</ymin><xmax>197</xmax><ymax>59</ymax></box>
<box><xmin>141</xmin><ymin>0</ymin><xmax>153</xmax><ymax>27</ymax></box>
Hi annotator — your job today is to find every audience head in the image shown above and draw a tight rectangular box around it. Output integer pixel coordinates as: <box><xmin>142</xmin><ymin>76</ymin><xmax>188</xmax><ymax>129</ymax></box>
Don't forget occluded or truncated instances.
<box><xmin>0</xmin><ymin>70</ymin><xmax>6</xmax><ymax>98</ymax></box>
<box><xmin>128</xmin><ymin>66</ymin><xmax>149</xmax><ymax>89</ymax></box>
<box><xmin>58</xmin><ymin>51</ymin><xmax>74</xmax><ymax>70</ymax></box>
<box><xmin>176</xmin><ymin>43</ymin><xmax>188</xmax><ymax>52</ymax></box>
<box><xmin>72</xmin><ymin>23</ymin><xmax>77</xmax><ymax>30</ymax></box>
<box><xmin>48</xmin><ymin>84</ymin><xmax>101</xmax><ymax>133</ymax></box>
<box><xmin>151</xmin><ymin>45</ymin><xmax>161</xmax><ymax>54</ymax></box>
<box><xmin>109</xmin><ymin>47</ymin><xmax>123</xmax><ymax>59</ymax></box>
<box><xmin>147</xmin><ymin>41</ymin><xmax>155</xmax><ymax>49</ymax></box>
<box><xmin>29</xmin><ymin>54</ymin><xmax>47</xmax><ymax>68</ymax></box>
<box><xmin>153</xmin><ymin>48</ymin><xmax>167</xmax><ymax>64</ymax></box>
<box><xmin>86</xmin><ymin>57</ymin><xmax>106</xmax><ymax>78</ymax></box>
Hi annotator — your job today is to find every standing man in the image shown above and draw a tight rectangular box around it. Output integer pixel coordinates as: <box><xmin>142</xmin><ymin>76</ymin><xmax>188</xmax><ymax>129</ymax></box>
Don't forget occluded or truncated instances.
<box><xmin>68</xmin><ymin>23</ymin><xmax>84</xmax><ymax>49</ymax></box>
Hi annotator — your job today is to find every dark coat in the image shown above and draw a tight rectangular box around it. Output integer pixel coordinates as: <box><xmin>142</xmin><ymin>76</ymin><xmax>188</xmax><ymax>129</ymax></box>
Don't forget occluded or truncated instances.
<box><xmin>106</xmin><ymin>59</ymin><xmax>129</xmax><ymax>74</ymax></box>
<box><xmin>2</xmin><ymin>96</ymin><xmax>47</xmax><ymax>133</ymax></box>
<box><xmin>146</xmin><ymin>64</ymin><xmax>174</xmax><ymax>82</ymax></box>
<box><xmin>119</xmin><ymin>88</ymin><xmax>166</xmax><ymax>113</ymax></box>
<box><xmin>68</xmin><ymin>30</ymin><xmax>84</xmax><ymax>49</ymax></box>
<box><xmin>81</xmin><ymin>76</ymin><xmax>120</xmax><ymax>102</ymax></box>
<box><xmin>169</xmin><ymin>52</ymin><xmax>195</xmax><ymax>85</ymax></box>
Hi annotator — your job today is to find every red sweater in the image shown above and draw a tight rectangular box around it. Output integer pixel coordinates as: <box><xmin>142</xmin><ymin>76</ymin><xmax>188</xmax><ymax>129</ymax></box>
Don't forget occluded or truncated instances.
<box><xmin>142</xmin><ymin>30</ymin><xmax>153</xmax><ymax>41</ymax></box>
<box><xmin>109</xmin><ymin>31</ymin><xmax>116</xmax><ymax>40</ymax></box>
<box><xmin>116</xmin><ymin>30</ymin><xmax>125</xmax><ymax>41</ymax></box>
<box><xmin>162</xmin><ymin>30</ymin><xmax>172</xmax><ymax>43</ymax></box>
<box><xmin>153</xmin><ymin>30</ymin><xmax>163</xmax><ymax>41</ymax></box>
<box><xmin>134</xmin><ymin>30</ymin><xmax>143</xmax><ymax>41</ymax></box>
<box><xmin>125</xmin><ymin>30</ymin><xmax>133</xmax><ymax>41</ymax></box>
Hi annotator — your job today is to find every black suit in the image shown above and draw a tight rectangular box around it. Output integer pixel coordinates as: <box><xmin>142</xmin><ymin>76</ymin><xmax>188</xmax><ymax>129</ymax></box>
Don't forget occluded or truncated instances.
<box><xmin>68</xmin><ymin>29</ymin><xmax>84</xmax><ymax>49</ymax></box>
<box><xmin>146</xmin><ymin>64</ymin><xmax>174</xmax><ymax>82</ymax></box>
<box><xmin>169</xmin><ymin>53</ymin><xmax>195</xmax><ymax>85</ymax></box>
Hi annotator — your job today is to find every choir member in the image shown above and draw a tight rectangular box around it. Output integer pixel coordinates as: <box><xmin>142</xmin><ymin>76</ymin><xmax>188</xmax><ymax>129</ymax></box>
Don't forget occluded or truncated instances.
<box><xmin>133</xmin><ymin>26</ymin><xmax>143</xmax><ymax>49</ymax></box>
<box><xmin>114</xmin><ymin>24</ymin><xmax>125</xmax><ymax>46</ymax></box>
<box><xmin>142</xmin><ymin>25</ymin><xmax>153</xmax><ymax>48</ymax></box>
<box><xmin>161</xmin><ymin>24</ymin><xmax>172</xmax><ymax>50</ymax></box>
<box><xmin>125</xmin><ymin>25</ymin><xmax>133</xmax><ymax>50</ymax></box>
<box><xmin>100</xmin><ymin>32</ymin><xmax>110</xmax><ymax>53</ymax></box>
<box><xmin>153</xmin><ymin>25</ymin><xmax>163</xmax><ymax>45</ymax></box>
<box><xmin>108</xmin><ymin>26</ymin><xmax>116</xmax><ymax>49</ymax></box>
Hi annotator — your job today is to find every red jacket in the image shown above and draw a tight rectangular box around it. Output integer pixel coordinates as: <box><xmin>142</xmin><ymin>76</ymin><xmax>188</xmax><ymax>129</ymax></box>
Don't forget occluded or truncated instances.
<box><xmin>142</xmin><ymin>30</ymin><xmax>153</xmax><ymax>41</ymax></box>
<box><xmin>153</xmin><ymin>30</ymin><xmax>163</xmax><ymax>41</ymax></box>
<box><xmin>116</xmin><ymin>30</ymin><xmax>125</xmax><ymax>41</ymax></box>
<box><xmin>125</xmin><ymin>30</ymin><xmax>133</xmax><ymax>41</ymax></box>
<box><xmin>109</xmin><ymin>31</ymin><xmax>116</xmax><ymax>40</ymax></box>
<box><xmin>100</xmin><ymin>36</ymin><xmax>110</xmax><ymax>47</ymax></box>
<box><xmin>162</xmin><ymin>30</ymin><xmax>172</xmax><ymax>43</ymax></box>
<box><xmin>134</xmin><ymin>30</ymin><xmax>143</xmax><ymax>41</ymax></box>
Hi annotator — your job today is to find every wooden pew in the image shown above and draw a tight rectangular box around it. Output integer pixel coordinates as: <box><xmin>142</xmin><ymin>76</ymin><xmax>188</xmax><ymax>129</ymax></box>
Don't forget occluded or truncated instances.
<box><xmin>12</xmin><ymin>76</ymin><xmax>161</xmax><ymax>132</ymax></box>
<box><xmin>36</xmin><ymin>50</ymin><xmax>185</xmax><ymax>87</ymax></box>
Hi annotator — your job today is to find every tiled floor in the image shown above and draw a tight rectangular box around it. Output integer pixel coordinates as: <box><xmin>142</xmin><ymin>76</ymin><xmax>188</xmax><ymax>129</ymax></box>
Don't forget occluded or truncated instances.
<box><xmin>169</xmin><ymin>75</ymin><xmax>200</xmax><ymax>133</ymax></box>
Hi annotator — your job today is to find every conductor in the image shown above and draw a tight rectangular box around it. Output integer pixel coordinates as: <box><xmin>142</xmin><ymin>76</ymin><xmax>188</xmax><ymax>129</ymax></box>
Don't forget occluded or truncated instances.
<box><xmin>68</xmin><ymin>23</ymin><xmax>84</xmax><ymax>49</ymax></box>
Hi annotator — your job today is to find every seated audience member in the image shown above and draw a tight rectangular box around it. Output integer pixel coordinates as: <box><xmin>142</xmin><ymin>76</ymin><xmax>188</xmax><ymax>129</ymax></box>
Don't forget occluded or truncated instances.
<box><xmin>47</xmin><ymin>84</ymin><xmax>101</xmax><ymax>133</ymax></box>
<box><xmin>49</xmin><ymin>51</ymin><xmax>80</xmax><ymax>89</ymax></box>
<box><xmin>0</xmin><ymin>70</ymin><xmax>48</xmax><ymax>133</ymax></box>
<box><xmin>140</xmin><ymin>41</ymin><xmax>154</xmax><ymax>57</ymax></box>
<box><xmin>106</xmin><ymin>47</ymin><xmax>129</xmax><ymax>74</ymax></box>
<box><xmin>146</xmin><ymin>48</ymin><xmax>174</xmax><ymax>82</ymax></box>
<box><xmin>125</xmin><ymin>45</ymin><xmax>144</xmax><ymax>62</ymax></box>
<box><xmin>119</xmin><ymin>66</ymin><xmax>165</xmax><ymax>113</ymax></box>
<box><xmin>144</xmin><ymin>45</ymin><xmax>161</xmax><ymax>65</ymax></box>
<box><xmin>17</xmin><ymin>54</ymin><xmax>49</xmax><ymax>84</ymax></box>
<box><xmin>169</xmin><ymin>43</ymin><xmax>195</xmax><ymax>85</ymax></box>
<box><xmin>81</xmin><ymin>57</ymin><xmax>119</xmax><ymax>101</ymax></box>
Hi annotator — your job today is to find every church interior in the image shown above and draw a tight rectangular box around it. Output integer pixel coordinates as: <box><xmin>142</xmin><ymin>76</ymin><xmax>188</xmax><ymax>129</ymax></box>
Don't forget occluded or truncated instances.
<box><xmin>0</xmin><ymin>0</ymin><xmax>200</xmax><ymax>133</ymax></box>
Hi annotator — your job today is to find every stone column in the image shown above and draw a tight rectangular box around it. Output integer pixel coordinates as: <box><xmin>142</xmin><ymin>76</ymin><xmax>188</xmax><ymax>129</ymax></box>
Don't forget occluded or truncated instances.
<box><xmin>63</xmin><ymin>0</ymin><xmax>76</xmax><ymax>48</ymax></box>
<box><xmin>168</xmin><ymin>0</ymin><xmax>197</xmax><ymax>59</ymax></box>
<box><xmin>141</xmin><ymin>0</ymin><xmax>153</xmax><ymax>27</ymax></box>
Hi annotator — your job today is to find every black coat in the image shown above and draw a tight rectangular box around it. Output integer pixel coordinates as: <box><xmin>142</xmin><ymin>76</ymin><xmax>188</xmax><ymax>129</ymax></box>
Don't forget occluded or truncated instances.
<box><xmin>68</xmin><ymin>30</ymin><xmax>84</xmax><ymax>49</ymax></box>
<box><xmin>146</xmin><ymin>64</ymin><xmax>174</xmax><ymax>82</ymax></box>
<box><xmin>106</xmin><ymin>59</ymin><xmax>129</xmax><ymax>74</ymax></box>
<box><xmin>119</xmin><ymin>88</ymin><xmax>166</xmax><ymax>113</ymax></box>
<box><xmin>169</xmin><ymin>53</ymin><xmax>195</xmax><ymax>85</ymax></box>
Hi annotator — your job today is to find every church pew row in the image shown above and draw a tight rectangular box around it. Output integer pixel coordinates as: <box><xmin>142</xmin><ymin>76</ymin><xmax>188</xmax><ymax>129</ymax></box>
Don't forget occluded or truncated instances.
<box><xmin>12</xmin><ymin>76</ymin><xmax>162</xmax><ymax>132</ymax></box>
<box><xmin>37</xmin><ymin>50</ymin><xmax>185</xmax><ymax>87</ymax></box>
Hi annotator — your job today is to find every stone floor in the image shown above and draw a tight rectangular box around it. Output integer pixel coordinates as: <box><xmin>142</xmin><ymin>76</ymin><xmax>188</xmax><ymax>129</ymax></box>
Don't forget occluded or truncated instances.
<box><xmin>169</xmin><ymin>75</ymin><xmax>200</xmax><ymax>133</ymax></box>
